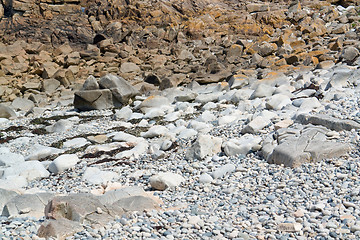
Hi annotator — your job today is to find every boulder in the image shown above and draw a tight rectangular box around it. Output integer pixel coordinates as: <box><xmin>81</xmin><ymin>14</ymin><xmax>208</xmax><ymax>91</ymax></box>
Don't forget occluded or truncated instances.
<box><xmin>296</xmin><ymin>114</ymin><xmax>360</xmax><ymax>131</ymax></box>
<box><xmin>0</xmin><ymin>188</ymin><xmax>18</xmax><ymax>214</ymax></box>
<box><xmin>0</xmin><ymin>104</ymin><xmax>16</xmax><ymax>119</ymax></box>
<box><xmin>185</xmin><ymin>134</ymin><xmax>222</xmax><ymax>160</ymax></box>
<box><xmin>38</xmin><ymin>218</ymin><xmax>84</xmax><ymax>240</ymax></box>
<box><xmin>2</xmin><ymin>161</ymin><xmax>50</xmax><ymax>181</ymax></box>
<box><xmin>48</xmin><ymin>154</ymin><xmax>79</xmax><ymax>174</ymax></box>
<box><xmin>74</xmin><ymin>89</ymin><xmax>114</xmax><ymax>111</ymax></box>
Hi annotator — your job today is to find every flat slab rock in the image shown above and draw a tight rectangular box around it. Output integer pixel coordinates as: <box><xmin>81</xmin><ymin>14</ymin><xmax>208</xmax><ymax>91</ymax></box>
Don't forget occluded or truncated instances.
<box><xmin>296</xmin><ymin>113</ymin><xmax>360</xmax><ymax>131</ymax></box>
<box><xmin>269</xmin><ymin>126</ymin><xmax>351</xmax><ymax>168</ymax></box>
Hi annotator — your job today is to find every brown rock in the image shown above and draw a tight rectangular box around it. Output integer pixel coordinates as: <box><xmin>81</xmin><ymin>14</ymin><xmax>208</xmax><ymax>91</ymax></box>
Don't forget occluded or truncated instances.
<box><xmin>38</xmin><ymin>218</ymin><xmax>84</xmax><ymax>240</ymax></box>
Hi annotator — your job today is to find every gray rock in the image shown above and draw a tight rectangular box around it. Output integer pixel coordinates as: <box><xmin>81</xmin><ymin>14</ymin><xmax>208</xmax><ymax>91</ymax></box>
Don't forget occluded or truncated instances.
<box><xmin>98</xmin><ymin>186</ymin><xmax>148</xmax><ymax>205</ymax></box>
<box><xmin>242</xmin><ymin>116</ymin><xmax>271</xmax><ymax>134</ymax></box>
<box><xmin>341</xmin><ymin>46</ymin><xmax>359</xmax><ymax>62</ymax></box>
<box><xmin>266</xmin><ymin>94</ymin><xmax>292</xmax><ymax>110</ymax></box>
<box><xmin>82</xmin><ymin>75</ymin><xmax>99</xmax><ymax>90</ymax></box>
<box><xmin>269</xmin><ymin>127</ymin><xmax>351</xmax><ymax>167</ymax></box>
<box><xmin>0</xmin><ymin>152</ymin><xmax>25</xmax><ymax>167</ymax></box>
<box><xmin>74</xmin><ymin>89</ymin><xmax>114</xmax><ymax>111</ymax></box>
<box><xmin>199</xmin><ymin>173</ymin><xmax>213</xmax><ymax>184</ymax></box>
<box><xmin>82</xmin><ymin>167</ymin><xmax>118</xmax><ymax>185</ymax></box>
<box><xmin>185</xmin><ymin>134</ymin><xmax>222</xmax><ymax>160</ymax></box>
<box><xmin>112</xmin><ymin>196</ymin><xmax>159</xmax><ymax>211</ymax></box>
<box><xmin>11</xmin><ymin>97</ymin><xmax>34</xmax><ymax>111</ymax></box>
<box><xmin>0</xmin><ymin>188</ymin><xmax>18</xmax><ymax>214</ymax></box>
<box><xmin>2</xmin><ymin>192</ymin><xmax>54</xmax><ymax>218</ymax></box>
<box><xmin>42</xmin><ymin>78</ymin><xmax>60</xmax><ymax>94</ymax></box>
<box><xmin>62</xmin><ymin>138</ymin><xmax>89</xmax><ymax>149</ymax></box>
<box><xmin>250</xmin><ymin>84</ymin><xmax>275</xmax><ymax>99</ymax></box>
<box><xmin>149</xmin><ymin>172</ymin><xmax>185</xmax><ymax>190</ymax></box>
<box><xmin>46</xmin><ymin>119</ymin><xmax>73</xmax><ymax>133</ymax></box>
<box><xmin>25</xmin><ymin>144</ymin><xmax>63</xmax><ymax>161</ymax></box>
<box><xmin>114</xmin><ymin>106</ymin><xmax>132</xmax><ymax>120</ymax></box>
<box><xmin>296</xmin><ymin>114</ymin><xmax>360</xmax><ymax>131</ymax></box>
<box><xmin>120</xmin><ymin>62</ymin><xmax>140</xmax><ymax>73</ymax></box>
<box><xmin>38</xmin><ymin>218</ymin><xmax>84</xmax><ymax>240</ymax></box>
<box><xmin>48</xmin><ymin>154</ymin><xmax>79</xmax><ymax>174</ymax></box>
<box><xmin>194</xmin><ymin>92</ymin><xmax>223</xmax><ymax>104</ymax></box>
<box><xmin>0</xmin><ymin>104</ymin><xmax>16</xmax><ymax>119</ymax></box>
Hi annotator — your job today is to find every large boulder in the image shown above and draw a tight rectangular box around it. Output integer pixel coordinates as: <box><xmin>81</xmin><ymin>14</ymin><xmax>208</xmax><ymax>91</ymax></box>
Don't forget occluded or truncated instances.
<box><xmin>74</xmin><ymin>89</ymin><xmax>114</xmax><ymax>111</ymax></box>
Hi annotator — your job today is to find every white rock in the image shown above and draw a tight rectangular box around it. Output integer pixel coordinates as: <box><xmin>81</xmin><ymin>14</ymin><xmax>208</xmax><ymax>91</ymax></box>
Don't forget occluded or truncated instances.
<box><xmin>199</xmin><ymin>173</ymin><xmax>213</xmax><ymax>183</ymax></box>
<box><xmin>149</xmin><ymin>172</ymin><xmax>185</xmax><ymax>190</ymax></box>
<box><xmin>266</xmin><ymin>94</ymin><xmax>292</xmax><ymax>110</ymax></box>
<box><xmin>242</xmin><ymin>116</ymin><xmax>271</xmax><ymax>133</ymax></box>
<box><xmin>48</xmin><ymin>154</ymin><xmax>79</xmax><ymax>174</ymax></box>
<box><xmin>185</xmin><ymin>134</ymin><xmax>222</xmax><ymax>160</ymax></box>
<box><xmin>196</xmin><ymin>110</ymin><xmax>216</xmax><ymax>123</ymax></box>
<box><xmin>217</xmin><ymin>115</ymin><xmax>238</xmax><ymax>126</ymax></box>
<box><xmin>178</xmin><ymin>128</ymin><xmax>198</xmax><ymax>139</ymax></box>
<box><xmin>115</xmin><ymin>141</ymin><xmax>149</xmax><ymax>159</ymax></box>
<box><xmin>114</xmin><ymin>106</ymin><xmax>133</xmax><ymax>120</ymax></box>
<box><xmin>188</xmin><ymin>120</ymin><xmax>212</xmax><ymax>133</ymax></box>
<box><xmin>0</xmin><ymin>147</ymin><xmax>10</xmax><ymax>154</ymax></box>
<box><xmin>299</xmin><ymin>97</ymin><xmax>322</xmax><ymax>109</ymax></box>
<box><xmin>139</xmin><ymin>95</ymin><xmax>170</xmax><ymax>112</ymax></box>
<box><xmin>141</xmin><ymin>125</ymin><xmax>168</xmax><ymax>138</ymax></box>
<box><xmin>223</xmin><ymin>134</ymin><xmax>262</xmax><ymax>156</ymax></box>
<box><xmin>0</xmin><ymin>176</ymin><xmax>28</xmax><ymax>190</ymax></box>
<box><xmin>0</xmin><ymin>153</ymin><xmax>25</xmax><ymax>167</ymax></box>
<box><xmin>45</xmin><ymin>119</ymin><xmax>73</xmax><ymax>133</ymax></box>
<box><xmin>211</xmin><ymin>164</ymin><xmax>236</xmax><ymax>179</ymax></box>
<box><xmin>110</xmin><ymin>131</ymin><xmax>139</xmax><ymax>143</ymax></box>
<box><xmin>144</xmin><ymin>108</ymin><xmax>165</xmax><ymax>119</ymax></box>
<box><xmin>62</xmin><ymin>138</ymin><xmax>90</xmax><ymax>149</ymax></box>
<box><xmin>25</xmin><ymin>144</ymin><xmax>63</xmax><ymax>161</ymax></box>
<box><xmin>195</xmin><ymin>92</ymin><xmax>223</xmax><ymax>103</ymax></box>
<box><xmin>250</xmin><ymin>84</ymin><xmax>275</xmax><ymax>99</ymax></box>
<box><xmin>3</xmin><ymin>161</ymin><xmax>50</xmax><ymax>181</ymax></box>
<box><xmin>82</xmin><ymin>167</ymin><xmax>118</xmax><ymax>185</ymax></box>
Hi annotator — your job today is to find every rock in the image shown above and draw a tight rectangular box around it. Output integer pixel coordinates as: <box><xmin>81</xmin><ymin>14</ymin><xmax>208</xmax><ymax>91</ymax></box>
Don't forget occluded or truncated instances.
<box><xmin>199</xmin><ymin>173</ymin><xmax>213</xmax><ymax>184</ymax></box>
<box><xmin>250</xmin><ymin>84</ymin><xmax>275</xmax><ymax>99</ymax></box>
<box><xmin>11</xmin><ymin>97</ymin><xmax>35</xmax><ymax>111</ymax></box>
<box><xmin>139</xmin><ymin>95</ymin><xmax>171</xmax><ymax>112</ymax></box>
<box><xmin>42</xmin><ymin>79</ymin><xmax>61</xmax><ymax>94</ymax></box>
<box><xmin>296</xmin><ymin>114</ymin><xmax>360</xmax><ymax>131</ymax></box>
<box><xmin>149</xmin><ymin>172</ymin><xmax>185</xmax><ymax>190</ymax></box>
<box><xmin>25</xmin><ymin>144</ymin><xmax>63</xmax><ymax>161</ymax></box>
<box><xmin>269</xmin><ymin>127</ymin><xmax>351</xmax><ymax>167</ymax></box>
<box><xmin>62</xmin><ymin>138</ymin><xmax>90</xmax><ymax>149</ymax></box>
<box><xmin>82</xmin><ymin>75</ymin><xmax>99</xmax><ymax>90</ymax></box>
<box><xmin>141</xmin><ymin>125</ymin><xmax>169</xmax><ymax>138</ymax></box>
<box><xmin>38</xmin><ymin>218</ymin><xmax>84</xmax><ymax>240</ymax></box>
<box><xmin>242</xmin><ymin>116</ymin><xmax>271</xmax><ymax>134</ymax></box>
<box><xmin>0</xmin><ymin>104</ymin><xmax>16</xmax><ymax>118</ymax></box>
<box><xmin>246</xmin><ymin>3</ymin><xmax>269</xmax><ymax>13</ymax></box>
<box><xmin>120</xmin><ymin>62</ymin><xmax>140</xmax><ymax>73</ymax></box>
<box><xmin>98</xmin><ymin>186</ymin><xmax>149</xmax><ymax>205</ymax></box>
<box><xmin>266</xmin><ymin>94</ymin><xmax>292</xmax><ymax>110</ymax></box>
<box><xmin>211</xmin><ymin>164</ymin><xmax>236</xmax><ymax>179</ymax></box>
<box><xmin>0</xmin><ymin>188</ymin><xmax>19</xmax><ymax>213</ymax></box>
<box><xmin>99</xmin><ymin>74</ymin><xmax>139</xmax><ymax>104</ymax></box>
<box><xmin>45</xmin><ymin>193</ymin><xmax>124</xmax><ymax>225</ymax></box>
<box><xmin>114</xmin><ymin>106</ymin><xmax>133</xmax><ymax>120</ymax></box>
<box><xmin>341</xmin><ymin>46</ymin><xmax>359</xmax><ymax>62</ymax></box>
<box><xmin>2</xmin><ymin>192</ymin><xmax>54</xmax><ymax>218</ymax></box>
<box><xmin>2</xmin><ymin>161</ymin><xmax>50</xmax><ymax>181</ymax></box>
<box><xmin>185</xmin><ymin>134</ymin><xmax>222</xmax><ymax>160</ymax></box>
<box><xmin>278</xmin><ymin>223</ymin><xmax>302</xmax><ymax>232</ymax></box>
<box><xmin>45</xmin><ymin>119</ymin><xmax>73</xmax><ymax>133</ymax></box>
<box><xmin>74</xmin><ymin>89</ymin><xmax>114</xmax><ymax>111</ymax></box>
<box><xmin>223</xmin><ymin>135</ymin><xmax>262</xmax><ymax>156</ymax></box>
<box><xmin>0</xmin><ymin>152</ymin><xmax>25</xmax><ymax>167</ymax></box>
<box><xmin>112</xmin><ymin>196</ymin><xmax>159</xmax><ymax>211</ymax></box>
<box><xmin>82</xmin><ymin>167</ymin><xmax>118</xmax><ymax>185</ymax></box>
<box><xmin>48</xmin><ymin>154</ymin><xmax>79</xmax><ymax>174</ymax></box>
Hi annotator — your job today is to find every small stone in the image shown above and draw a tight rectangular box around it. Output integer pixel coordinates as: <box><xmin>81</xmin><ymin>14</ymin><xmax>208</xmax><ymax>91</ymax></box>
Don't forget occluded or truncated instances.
<box><xmin>149</xmin><ymin>172</ymin><xmax>185</xmax><ymax>190</ymax></box>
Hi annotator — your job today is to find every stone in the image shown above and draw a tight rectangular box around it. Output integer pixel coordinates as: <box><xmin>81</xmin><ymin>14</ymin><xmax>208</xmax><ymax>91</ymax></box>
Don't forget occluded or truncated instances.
<box><xmin>98</xmin><ymin>186</ymin><xmax>149</xmax><ymax>205</ymax></box>
<box><xmin>48</xmin><ymin>154</ymin><xmax>79</xmax><ymax>174</ymax></box>
<box><xmin>112</xmin><ymin>196</ymin><xmax>159</xmax><ymax>211</ymax></box>
<box><xmin>45</xmin><ymin>119</ymin><xmax>73</xmax><ymax>133</ymax></box>
<box><xmin>120</xmin><ymin>62</ymin><xmax>140</xmax><ymax>73</ymax></box>
<box><xmin>211</xmin><ymin>164</ymin><xmax>236</xmax><ymax>179</ymax></box>
<box><xmin>0</xmin><ymin>188</ymin><xmax>18</xmax><ymax>214</ymax></box>
<box><xmin>25</xmin><ymin>144</ymin><xmax>63</xmax><ymax>161</ymax></box>
<box><xmin>45</xmin><ymin>194</ymin><xmax>123</xmax><ymax>225</ymax></box>
<box><xmin>149</xmin><ymin>172</ymin><xmax>185</xmax><ymax>190</ymax></box>
<box><xmin>0</xmin><ymin>104</ymin><xmax>16</xmax><ymax>118</ymax></box>
<box><xmin>2</xmin><ymin>161</ymin><xmax>50</xmax><ymax>181</ymax></box>
<box><xmin>2</xmin><ymin>192</ymin><xmax>54</xmax><ymax>218</ymax></box>
<box><xmin>114</xmin><ymin>106</ymin><xmax>133</xmax><ymax>120</ymax></box>
<box><xmin>266</xmin><ymin>94</ymin><xmax>292</xmax><ymax>110</ymax></box>
<box><xmin>199</xmin><ymin>173</ymin><xmax>213</xmax><ymax>184</ymax></box>
<box><xmin>296</xmin><ymin>114</ymin><xmax>360</xmax><ymax>131</ymax></box>
<box><xmin>341</xmin><ymin>46</ymin><xmax>359</xmax><ymax>62</ymax></box>
<box><xmin>242</xmin><ymin>116</ymin><xmax>271</xmax><ymax>134</ymax></box>
<box><xmin>11</xmin><ymin>97</ymin><xmax>34</xmax><ymax>111</ymax></box>
<box><xmin>0</xmin><ymin>152</ymin><xmax>25</xmax><ymax>167</ymax></box>
<box><xmin>37</xmin><ymin>218</ymin><xmax>84</xmax><ymax>240</ymax></box>
<box><xmin>42</xmin><ymin>78</ymin><xmax>61</xmax><ymax>94</ymax></box>
<box><xmin>82</xmin><ymin>75</ymin><xmax>99</xmax><ymax>90</ymax></box>
<box><xmin>82</xmin><ymin>167</ymin><xmax>118</xmax><ymax>185</ymax></box>
<box><xmin>141</xmin><ymin>125</ymin><xmax>168</xmax><ymax>138</ymax></box>
<box><xmin>74</xmin><ymin>89</ymin><xmax>114</xmax><ymax>111</ymax></box>
<box><xmin>223</xmin><ymin>135</ymin><xmax>262</xmax><ymax>156</ymax></box>
<box><xmin>269</xmin><ymin>127</ymin><xmax>351</xmax><ymax>167</ymax></box>
<box><xmin>139</xmin><ymin>95</ymin><xmax>171</xmax><ymax>112</ymax></box>
<box><xmin>62</xmin><ymin>138</ymin><xmax>90</xmax><ymax>149</ymax></box>
<box><xmin>250</xmin><ymin>84</ymin><xmax>275</xmax><ymax>99</ymax></box>
<box><xmin>278</xmin><ymin>223</ymin><xmax>302</xmax><ymax>232</ymax></box>
<box><xmin>185</xmin><ymin>134</ymin><xmax>222</xmax><ymax>160</ymax></box>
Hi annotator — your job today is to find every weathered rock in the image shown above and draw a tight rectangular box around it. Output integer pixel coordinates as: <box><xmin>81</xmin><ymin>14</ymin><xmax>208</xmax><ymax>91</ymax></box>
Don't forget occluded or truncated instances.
<box><xmin>120</xmin><ymin>62</ymin><xmax>140</xmax><ymax>73</ymax></box>
<box><xmin>38</xmin><ymin>218</ymin><xmax>84</xmax><ymax>240</ymax></box>
<box><xmin>48</xmin><ymin>154</ymin><xmax>79</xmax><ymax>174</ymax></box>
<box><xmin>185</xmin><ymin>134</ymin><xmax>222</xmax><ymax>160</ymax></box>
<box><xmin>45</xmin><ymin>119</ymin><xmax>73</xmax><ymax>133</ymax></box>
<box><xmin>82</xmin><ymin>167</ymin><xmax>118</xmax><ymax>185</ymax></box>
<box><xmin>242</xmin><ymin>116</ymin><xmax>271</xmax><ymax>134</ymax></box>
<box><xmin>2</xmin><ymin>160</ymin><xmax>50</xmax><ymax>181</ymax></box>
<box><xmin>2</xmin><ymin>192</ymin><xmax>54</xmax><ymax>218</ymax></box>
<box><xmin>74</xmin><ymin>89</ymin><xmax>114</xmax><ymax>111</ymax></box>
<box><xmin>11</xmin><ymin>97</ymin><xmax>34</xmax><ymax>111</ymax></box>
<box><xmin>223</xmin><ymin>135</ymin><xmax>262</xmax><ymax>156</ymax></box>
<box><xmin>112</xmin><ymin>196</ymin><xmax>159</xmax><ymax>211</ymax></box>
<box><xmin>0</xmin><ymin>152</ymin><xmax>24</xmax><ymax>167</ymax></box>
<box><xmin>0</xmin><ymin>104</ymin><xmax>16</xmax><ymax>119</ymax></box>
<box><xmin>82</xmin><ymin>75</ymin><xmax>99</xmax><ymax>90</ymax></box>
<box><xmin>341</xmin><ymin>46</ymin><xmax>359</xmax><ymax>63</ymax></box>
<box><xmin>296</xmin><ymin>114</ymin><xmax>360</xmax><ymax>131</ymax></box>
<box><xmin>211</xmin><ymin>164</ymin><xmax>236</xmax><ymax>179</ymax></box>
<box><xmin>269</xmin><ymin>127</ymin><xmax>351</xmax><ymax>167</ymax></box>
<box><xmin>149</xmin><ymin>172</ymin><xmax>185</xmax><ymax>190</ymax></box>
<box><xmin>0</xmin><ymin>188</ymin><xmax>19</xmax><ymax>214</ymax></box>
<box><xmin>42</xmin><ymin>78</ymin><xmax>61</xmax><ymax>94</ymax></box>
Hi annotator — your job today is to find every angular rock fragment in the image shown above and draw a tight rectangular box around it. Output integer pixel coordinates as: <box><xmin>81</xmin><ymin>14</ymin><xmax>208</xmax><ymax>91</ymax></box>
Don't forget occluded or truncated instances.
<box><xmin>74</xmin><ymin>89</ymin><xmax>114</xmax><ymax>111</ymax></box>
<box><xmin>297</xmin><ymin>114</ymin><xmax>360</xmax><ymax>131</ymax></box>
<box><xmin>185</xmin><ymin>134</ymin><xmax>222</xmax><ymax>160</ymax></box>
<box><xmin>37</xmin><ymin>218</ymin><xmax>84</xmax><ymax>240</ymax></box>
<box><xmin>0</xmin><ymin>104</ymin><xmax>16</xmax><ymax>119</ymax></box>
<box><xmin>149</xmin><ymin>172</ymin><xmax>185</xmax><ymax>190</ymax></box>
<box><xmin>48</xmin><ymin>154</ymin><xmax>79</xmax><ymax>174</ymax></box>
